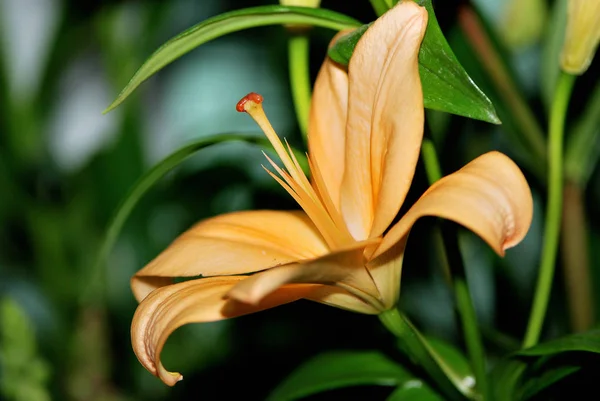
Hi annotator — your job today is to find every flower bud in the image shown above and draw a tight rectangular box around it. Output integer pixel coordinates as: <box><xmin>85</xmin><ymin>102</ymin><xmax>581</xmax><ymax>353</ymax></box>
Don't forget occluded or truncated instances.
<box><xmin>279</xmin><ymin>0</ymin><xmax>321</xmax><ymax>7</ymax></box>
<box><xmin>560</xmin><ymin>0</ymin><xmax>600</xmax><ymax>74</ymax></box>
<box><xmin>279</xmin><ymin>0</ymin><xmax>321</xmax><ymax>32</ymax></box>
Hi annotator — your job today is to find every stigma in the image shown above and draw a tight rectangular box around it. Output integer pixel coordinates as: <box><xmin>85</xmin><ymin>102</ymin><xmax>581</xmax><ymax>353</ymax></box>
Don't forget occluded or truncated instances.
<box><xmin>236</xmin><ymin>92</ymin><xmax>264</xmax><ymax>112</ymax></box>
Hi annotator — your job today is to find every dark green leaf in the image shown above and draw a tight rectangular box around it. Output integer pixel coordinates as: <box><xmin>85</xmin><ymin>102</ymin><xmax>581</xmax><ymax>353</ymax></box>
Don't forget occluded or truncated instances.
<box><xmin>493</xmin><ymin>329</ymin><xmax>600</xmax><ymax>401</ymax></box>
<box><xmin>386</xmin><ymin>384</ymin><xmax>444</xmax><ymax>401</ymax></box>
<box><xmin>519</xmin><ymin>364</ymin><xmax>580</xmax><ymax>400</ymax></box>
<box><xmin>489</xmin><ymin>359</ymin><xmax>526</xmax><ymax>401</ymax></box>
<box><xmin>327</xmin><ymin>0</ymin><xmax>500</xmax><ymax>124</ymax></box>
<box><xmin>328</xmin><ymin>23</ymin><xmax>371</xmax><ymax>65</ymax></box>
<box><xmin>425</xmin><ymin>337</ymin><xmax>474</xmax><ymax>386</ymax></box>
<box><xmin>267</xmin><ymin>351</ymin><xmax>413</xmax><ymax>401</ymax></box>
<box><xmin>490</xmin><ymin>357</ymin><xmax>581</xmax><ymax>401</ymax></box>
<box><xmin>517</xmin><ymin>329</ymin><xmax>600</xmax><ymax>357</ymax></box>
<box><xmin>105</xmin><ymin>6</ymin><xmax>360</xmax><ymax>112</ymax></box>
<box><xmin>379</xmin><ymin>311</ymin><xmax>474</xmax><ymax>401</ymax></box>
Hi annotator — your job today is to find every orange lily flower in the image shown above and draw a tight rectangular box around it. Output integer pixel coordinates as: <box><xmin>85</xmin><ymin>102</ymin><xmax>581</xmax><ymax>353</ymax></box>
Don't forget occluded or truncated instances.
<box><xmin>130</xmin><ymin>1</ymin><xmax>533</xmax><ymax>386</ymax></box>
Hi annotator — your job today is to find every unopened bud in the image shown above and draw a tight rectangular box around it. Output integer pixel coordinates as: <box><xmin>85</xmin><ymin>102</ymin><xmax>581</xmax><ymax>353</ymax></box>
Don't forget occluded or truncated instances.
<box><xmin>280</xmin><ymin>0</ymin><xmax>321</xmax><ymax>31</ymax></box>
<box><xmin>560</xmin><ymin>0</ymin><xmax>600</xmax><ymax>74</ymax></box>
<box><xmin>280</xmin><ymin>0</ymin><xmax>321</xmax><ymax>7</ymax></box>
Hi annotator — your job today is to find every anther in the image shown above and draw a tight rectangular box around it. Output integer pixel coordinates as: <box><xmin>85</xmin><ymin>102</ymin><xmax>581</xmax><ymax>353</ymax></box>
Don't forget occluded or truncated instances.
<box><xmin>236</xmin><ymin>92</ymin><xmax>264</xmax><ymax>112</ymax></box>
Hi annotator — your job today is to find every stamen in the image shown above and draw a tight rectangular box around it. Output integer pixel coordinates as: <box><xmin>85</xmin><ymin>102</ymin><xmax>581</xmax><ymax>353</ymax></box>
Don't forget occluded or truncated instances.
<box><xmin>262</xmin><ymin>153</ymin><xmax>343</xmax><ymax>247</ymax></box>
<box><xmin>285</xmin><ymin>139</ymin><xmax>319</xmax><ymax>203</ymax></box>
<box><xmin>262</xmin><ymin>166</ymin><xmax>339</xmax><ymax>248</ymax></box>
<box><xmin>236</xmin><ymin>93</ymin><xmax>305</xmax><ymax>188</ymax></box>
<box><xmin>308</xmin><ymin>156</ymin><xmax>353</xmax><ymax>243</ymax></box>
<box><xmin>237</xmin><ymin>92</ymin><xmax>352</xmax><ymax>250</ymax></box>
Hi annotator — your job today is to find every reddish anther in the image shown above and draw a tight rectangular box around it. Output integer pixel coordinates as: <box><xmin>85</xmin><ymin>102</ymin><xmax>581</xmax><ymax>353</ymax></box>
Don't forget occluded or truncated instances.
<box><xmin>236</xmin><ymin>92</ymin><xmax>264</xmax><ymax>112</ymax></box>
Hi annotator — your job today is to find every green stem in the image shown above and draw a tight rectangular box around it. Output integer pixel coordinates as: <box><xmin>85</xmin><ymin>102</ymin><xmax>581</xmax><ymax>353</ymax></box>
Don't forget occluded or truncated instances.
<box><xmin>369</xmin><ymin>0</ymin><xmax>391</xmax><ymax>16</ymax></box>
<box><xmin>288</xmin><ymin>34</ymin><xmax>312</xmax><ymax>142</ymax></box>
<box><xmin>421</xmin><ymin>139</ymin><xmax>443</xmax><ymax>182</ymax></box>
<box><xmin>422</xmin><ymin>138</ymin><xmax>490</xmax><ymax>399</ymax></box>
<box><xmin>523</xmin><ymin>71</ymin><xmax>576</xmax><ymax>348</ymax></box>
<box><xmin>441</xmin><ymin>223</ymin><xmax>490</xmax><ymax>401</ymax></box>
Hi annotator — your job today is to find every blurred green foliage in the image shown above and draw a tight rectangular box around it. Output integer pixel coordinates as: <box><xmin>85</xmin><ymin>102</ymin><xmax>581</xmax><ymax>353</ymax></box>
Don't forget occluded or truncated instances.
<box><xmin>0</xmin><ymin>298</ymin><xmax>51</xmax><ymax>401</ymax></box>
<box><xmin>0</xmin><ymin>0</ymin><xmax>599</xmax><ymax>399</ymax></box>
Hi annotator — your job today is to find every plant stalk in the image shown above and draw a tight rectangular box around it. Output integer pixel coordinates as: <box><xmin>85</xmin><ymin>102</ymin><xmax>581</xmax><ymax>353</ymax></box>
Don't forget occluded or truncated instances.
<box><xmin>523</xmin><ymin>71</ymin><xmax>576</xmax><ymax>348</ymax></box>
<box><xmin>422</xmin><ymin>138</ymin><xmax>490</xmax><ymax>400</ymax></box>
<box><xmin>442</xmin><ymin>223</ymin><xmax>490</xmax><ymax>400</ymax></box>
<box><xmin>369</xmin><ymin>0</ymin><xmax>391</xmax><ymax>16</ymax></box>
<box><xmin>288</xmin><ymin>34</ymin><xmax>312</xmax><ymax>141</ymax></box>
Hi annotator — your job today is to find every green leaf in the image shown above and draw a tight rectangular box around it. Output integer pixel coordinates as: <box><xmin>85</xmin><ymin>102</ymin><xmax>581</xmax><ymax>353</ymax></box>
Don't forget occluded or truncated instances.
<box><xmin>105</xmin><ymin>6</ymin><xmax>360</xmax><ymax>113</ymax></box>
<box><xmin>267</xmin><ymin>351</ymin><xmax>413</xmax><ymax>401</ymax></box>
<box><xmin>328</xmin><ymin>23</ymin><xmax>371</xmax><ymax>65</ymax></box>
<box><xmin>517</xmin><ymin>329</ymin><xmax>600</xmax><ymax>357</ymax></box>
<box><xmin>425</xmin><ymin>337</ymin><xmax>474</xmax><ymax>387</ymax></box>
<box><xmin>492</xmin><ymin>329</ymin><xmax>600</xmax><ymax>401</ymax></box>
<box><xmin>564</xmin><ymin>81</ymin><xmax>600</xmax><ymax>185</ymax></box>
<box><xmin>379</xmin><ymin>310</ymin><xmax>475</xmax><ymax>401</ymax></box>
<box><xmin>519</xmin><ymin>364</ymin><xmax>580</xmax><ymax>400</ymax></box>
<box><xmin>489</xmin><ymin>357</ymin><xmax>581</xmax><ymax>401</ymax></box>
<box><xmin>386</xmin><ymin>384</ymin><xmax>444</xmax><ymax>401</ymax></box>
<box><xmin>489</xmin><ymin>360</ymin><xmax>526</xmax><ymax>401</ymax></box>
<box><xmin>81</xmin><ymin>133</ymin><xmax>268</xmax><ymax>303</ymax></box>
<box><xmin>327</xmin><ymin>0</ymin><xmax>500</xmax><ymax>124</ymax></box>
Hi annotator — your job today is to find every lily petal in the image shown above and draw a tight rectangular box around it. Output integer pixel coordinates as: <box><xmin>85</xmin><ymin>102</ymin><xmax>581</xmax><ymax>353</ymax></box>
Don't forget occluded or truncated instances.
<box><xmin>132</xmin><ymin>210</ymin><xmax>328</xmax><ymax>301</ymax></box>
<box><xmin>131</xmin><ymin>276</ymin><xmax>316</xmax><ymax>386</ymax></box>
<box><xmin>374</xmin><ymin>151</ymin><xmax>533</xmax><ymax>260</ymax></box>
<box><xmin>308</xmin><ymin>37</ymin><xmax>349</xmax><ymax>213</ymax></box>
<box><xmin>366</xmin><ymin>241</ymin><xmax>406</xmax><ymax>310</ymax></box>
<box><xmin>340</xmin><ymin>2</ymin><xmax>428</xmax><ymax>240</ymax></box>
<box><xmin>227</xmin><ymin>239</ymin><xmax>382</xmax><ymax>307</ymax></box>
<box><xmin>305</xmin><ymin>285</ymin><xmax>382</xmax><ymax>314</ymax></box>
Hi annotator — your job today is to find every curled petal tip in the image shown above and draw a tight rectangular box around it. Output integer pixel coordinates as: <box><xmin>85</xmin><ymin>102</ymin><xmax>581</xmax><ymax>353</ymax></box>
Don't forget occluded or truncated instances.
<box><xmin>158</xmin><ymin>363</ymin><xmax>184</xmax><ymax>386</ymax></box>
<box><xmin>236</xmin><ymin>92</ymin><xmax>264</xmax><ymax>112</ymax></box>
